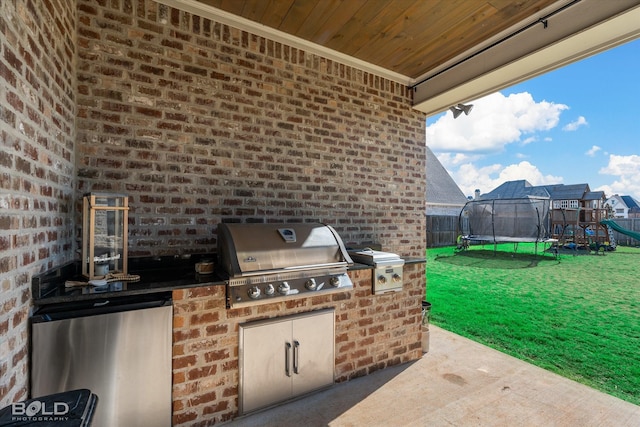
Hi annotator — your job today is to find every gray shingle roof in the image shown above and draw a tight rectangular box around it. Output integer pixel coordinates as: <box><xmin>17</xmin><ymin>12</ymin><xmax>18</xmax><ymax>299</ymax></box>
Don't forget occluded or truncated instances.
<box><xmin>425</xmin><ymin>146</ymin><xmax>468</xmax><ymax>205</ymax></box>
<box><xmin>584</xmin><ymin>191</ymin><xmax>605</xmax><ymax>201</ymax></box>
<box><xmin>482</xmin><ymin>181</ymin><xmax>602</xmax><ymax>201</ymax></box>
<box><xmin>543</xmin><ymin>183</ymin><xmax>590</xmax><ymax>200</ymax></box>
<box><xmin>481</xmin><ymin>180</ymin><xmax>550</xmax><ymax>199</ymax></box>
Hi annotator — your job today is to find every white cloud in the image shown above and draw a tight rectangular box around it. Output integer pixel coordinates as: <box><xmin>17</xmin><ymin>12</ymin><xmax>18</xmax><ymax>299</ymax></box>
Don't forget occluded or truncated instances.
<box><xmin>427</xmin><ymin>91</ymin><xmax>567</xmax><ymax>198</ymax></box>
<box><xmin>451</xmin><ymin>161</ymin><xmax>563</xmax><ymax>198</ymax></box>
<box><xmin>436</xmin><ymin>152</ymin><xmax>481</xmax><ymax>168</ymax></box>
<box><xmin>426</xmin><ymin>92</ymin><xmax>567</xmax><ymax>153</ymax></box>
<box><xmin>585</xmin><ymin>145</ymin><xmax>601</xmax><ymax>157</ymax></box>
<box><xmin>563</xmin><ymin>116</ymin><xmax>588</xmax><ymax>131</ymax></box>
<box><xmin>598</xmin><ymin>154</ymin><xmax>640</xmax><ymax>199</ymax></box>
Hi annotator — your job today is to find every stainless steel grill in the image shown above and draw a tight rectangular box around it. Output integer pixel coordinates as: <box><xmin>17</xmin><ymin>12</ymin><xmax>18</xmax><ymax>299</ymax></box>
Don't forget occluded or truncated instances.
<box><xmin>218</xmin><ymin>223</ymin><xmax>353</xmax><ymax>307</ymax></box>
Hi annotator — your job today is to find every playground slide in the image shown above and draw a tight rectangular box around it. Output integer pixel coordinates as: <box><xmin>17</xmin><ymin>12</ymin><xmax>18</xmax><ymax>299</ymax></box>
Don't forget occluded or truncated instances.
<box><xmin>600</xmin><ymin>219</ymin><xmax>640</xmax><ymax>242</ymax></box>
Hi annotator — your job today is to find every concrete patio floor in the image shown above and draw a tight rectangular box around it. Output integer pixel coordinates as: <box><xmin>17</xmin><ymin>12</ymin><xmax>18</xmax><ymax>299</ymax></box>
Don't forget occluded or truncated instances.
<box><xmin>226</xmin><ymin>325</ymin><xmax>640</xmax><ymax>427</ymax></box>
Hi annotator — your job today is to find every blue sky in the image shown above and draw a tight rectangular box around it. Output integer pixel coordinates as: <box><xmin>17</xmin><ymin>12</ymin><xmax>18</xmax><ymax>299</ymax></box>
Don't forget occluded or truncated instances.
<box><xmin>426</xmin><ymin>37</ymin><xmax>640</xmax><ymax>201</ymax></box>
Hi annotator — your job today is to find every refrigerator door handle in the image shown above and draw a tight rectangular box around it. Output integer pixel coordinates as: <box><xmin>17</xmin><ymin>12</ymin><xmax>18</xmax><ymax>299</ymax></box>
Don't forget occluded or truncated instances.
<box><xmin>285</xmin><ymin>342</ymin><xmax>292</xmax><ymax>377</ymax></box>
<box><xmin>293</xmin><ymin>340</ymin><xmax>300</xmax><ymax>374</ymax></box>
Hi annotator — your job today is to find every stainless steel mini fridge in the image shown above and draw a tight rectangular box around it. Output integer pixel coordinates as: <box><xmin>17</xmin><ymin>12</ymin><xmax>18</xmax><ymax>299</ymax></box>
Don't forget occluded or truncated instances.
<box><xmin>31</xmin><ymin>293</ymin><xmax>173</xmax><ymax>427</ymax></box>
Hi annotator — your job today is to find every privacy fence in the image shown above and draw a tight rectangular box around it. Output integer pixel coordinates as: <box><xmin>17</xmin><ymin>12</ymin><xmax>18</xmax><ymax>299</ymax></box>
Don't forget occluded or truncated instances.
<box><xmin>609</xmin><ymin>218</ymin><xmax>640</xmax><ymax>246</ymax></box>
<box><xmin>426</xmin><ymin>215</ymin><xmax>460</xmax><ymax>248</ymax></box>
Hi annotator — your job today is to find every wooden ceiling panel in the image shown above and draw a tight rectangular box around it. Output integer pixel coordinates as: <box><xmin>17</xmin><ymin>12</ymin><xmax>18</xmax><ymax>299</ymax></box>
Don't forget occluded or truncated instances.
<box><xmin>200</xmin><ymin>0</ymin><xmax>565</xmax><ymax>79</ymax></box>
<box><xmin>371</xmin><ymin>1</ymin><xmax>482</xmax><ymax>72</ymax></box>
<box><xmin>305</xmin><ymin>0</ymin><xmax>369</xmax><ymax>45</ymax></box>
<box><xmin>324</xmin><ymin>1</ymin><xmax>399</xmax><ymax>52</ymax></box>
<box><xmin>296</xmin><ymin>1</ymin><xmax>345</xmax><ymax>41</ymax></box>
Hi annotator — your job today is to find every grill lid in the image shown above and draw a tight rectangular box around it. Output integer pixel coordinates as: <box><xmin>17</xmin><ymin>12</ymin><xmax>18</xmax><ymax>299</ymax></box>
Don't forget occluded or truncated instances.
<box><xmin>218</xmin><ymin>223</ymin><xmax>353</xmax><ymax>277</ymax></box>
<box><xmin>349</xmin><ymin>248</ymin><xmax>404</xmax><ymax>267</ymax></box>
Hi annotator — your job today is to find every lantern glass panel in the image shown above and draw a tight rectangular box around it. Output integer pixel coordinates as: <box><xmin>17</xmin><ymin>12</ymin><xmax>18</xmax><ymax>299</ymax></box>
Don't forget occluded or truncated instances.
<box><xmin>82</xmin><ymin>193</ymin><xmax>129</xmax><ymax>279</ymax></box>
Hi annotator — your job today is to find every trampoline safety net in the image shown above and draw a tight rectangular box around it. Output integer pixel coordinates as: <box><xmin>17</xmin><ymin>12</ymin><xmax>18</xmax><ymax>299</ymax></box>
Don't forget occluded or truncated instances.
<box><xmin>459</xmin><ymin>197</ymin><xmax>551</xmax><ymax>243</ymax></box>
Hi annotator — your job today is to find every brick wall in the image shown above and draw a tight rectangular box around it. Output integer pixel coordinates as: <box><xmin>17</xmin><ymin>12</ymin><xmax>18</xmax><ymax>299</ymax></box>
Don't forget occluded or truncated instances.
<box><xmin>172</xmin><ymin>264</ymin><xmax>425</xmax><ymax>425</ymax></box>
<box><xmin>0</xmin><ymin>0</ymin><xmax>427</xmax><ymax>413</ymax></box>
<box><xmin>0</xmin><ymin>0</ymin><xmax>76</xmax><ymax>406</ymax></box>
<box><xmin>75</xmin><ymin>0</ymin><xmax>427</xmax><ymax>258</ymax></box>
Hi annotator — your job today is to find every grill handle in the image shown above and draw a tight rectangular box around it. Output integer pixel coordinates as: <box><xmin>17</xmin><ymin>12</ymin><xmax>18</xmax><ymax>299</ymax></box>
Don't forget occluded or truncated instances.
<box><xmin>293</xmin><ymin>340</ymin><xmax>300</xmax><ymax>374</ymax></box>
<box><xmin>285</xmin><ymin>342</ymin><xmax>292</xmax><ymax>377</ymax></box>
<box><xmin>327</xmin><ymin>225</ymin><xmax>354</xmax><ymax>266</ymax></box>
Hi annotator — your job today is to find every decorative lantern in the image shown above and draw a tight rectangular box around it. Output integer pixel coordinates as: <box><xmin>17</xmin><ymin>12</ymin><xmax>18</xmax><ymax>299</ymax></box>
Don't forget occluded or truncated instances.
<box><xmin>82</xmin><ymin>193</ymin><xmax>129</xmax><ymax>280</ymax></box>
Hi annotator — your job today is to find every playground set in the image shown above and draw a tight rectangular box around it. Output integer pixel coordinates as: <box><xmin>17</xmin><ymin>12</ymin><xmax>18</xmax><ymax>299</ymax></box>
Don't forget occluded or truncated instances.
<box><xmin>457</xmin><ymin>196</ymin><xmax>640</xmax><ymax>255</ymax></box>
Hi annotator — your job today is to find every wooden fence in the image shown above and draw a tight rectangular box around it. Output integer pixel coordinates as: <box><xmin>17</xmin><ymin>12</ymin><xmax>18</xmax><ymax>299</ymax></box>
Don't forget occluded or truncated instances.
<box><xmin>426</xmin><ymin>215</ymin><xmax>460</xmax><ymax>248</ymax></box>
<box><xmin>608</xmin><ymin>218</ymin><xmax>640</xmax><ymax>247</ymax></box>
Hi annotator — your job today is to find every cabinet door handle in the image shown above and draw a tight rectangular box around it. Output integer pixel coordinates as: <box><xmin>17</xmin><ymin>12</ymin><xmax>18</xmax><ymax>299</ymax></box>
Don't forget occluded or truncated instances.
<box><xmin>293</xmin><ymin>340</ymin><xmax>300</xmax><ymax>374</ymax></box>
<box><xmin>285</xmin><ymin>342</ymin><xmax>292</xmax><ymax>377</ymax></box>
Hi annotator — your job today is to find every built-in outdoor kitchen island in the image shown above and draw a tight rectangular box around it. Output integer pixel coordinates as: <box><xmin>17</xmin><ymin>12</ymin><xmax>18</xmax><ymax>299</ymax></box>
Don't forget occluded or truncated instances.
<box><xmin>32</xmin><ymin>231</ymin><xmax>425</xmax><ymax>425</ymax></box>
<box><xmin>3</xmin><ymin>0</ymin><xmax>429</xmax><ymax>424</ymax></box>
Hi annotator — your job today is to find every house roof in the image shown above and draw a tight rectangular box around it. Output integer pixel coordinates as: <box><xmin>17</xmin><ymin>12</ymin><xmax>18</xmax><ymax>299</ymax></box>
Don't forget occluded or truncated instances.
<box><xmin>480</xmin><ymin>180</ymin><xmax>550</xmax><ymax>199</ymax></box>
<box><xmin>481</xmin><ymin>180</ymin><xmax>605</xmax><ymax>201</ymax></box>
<box><xmin>621</xmin><ymin>195</ymin><xmax>640</xmax><ymax>209</ymax></box>
<box><xmin>425</xmin><ymin>146</ymin><xmax>468</xmax><ymax>207</ymax></box>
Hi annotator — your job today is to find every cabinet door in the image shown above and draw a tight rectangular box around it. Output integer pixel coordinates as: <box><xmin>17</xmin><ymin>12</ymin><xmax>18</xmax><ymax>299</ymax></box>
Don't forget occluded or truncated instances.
<box><xmin>292</xmin><ymin>310</ymin><xmax>335</xmax><ymax>396</ymax></box>
<box><xmin>240</xmin><ymin>319</ymin><xmax>292</xmax><ymax>414</ymax></box>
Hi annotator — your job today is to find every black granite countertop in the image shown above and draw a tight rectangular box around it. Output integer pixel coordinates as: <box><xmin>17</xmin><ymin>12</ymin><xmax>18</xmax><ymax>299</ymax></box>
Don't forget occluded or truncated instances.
<box><xmin>32</xmin><ymin>255</ymin><xmax>227</xmax><ymax>306</ymax></box>
<box><xmin>32</xmin><ymin>254</ymin><xmax>426</xmax><ymax>306</ymax></box>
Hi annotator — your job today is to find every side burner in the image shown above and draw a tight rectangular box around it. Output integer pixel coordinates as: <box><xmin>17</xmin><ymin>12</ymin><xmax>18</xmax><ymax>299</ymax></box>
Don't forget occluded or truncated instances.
<box><xmin>349</xmin><ymin>248</ymin><xmax>404</xmax><ymax>294</ymax></box>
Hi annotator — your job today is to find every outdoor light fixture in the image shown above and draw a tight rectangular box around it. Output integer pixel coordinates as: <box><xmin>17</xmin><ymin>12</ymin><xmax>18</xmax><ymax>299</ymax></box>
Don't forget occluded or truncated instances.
<box><xmin>449</xmin><ymin>103</ymin><xmax>473</xmax><ymax>118</ymax></box>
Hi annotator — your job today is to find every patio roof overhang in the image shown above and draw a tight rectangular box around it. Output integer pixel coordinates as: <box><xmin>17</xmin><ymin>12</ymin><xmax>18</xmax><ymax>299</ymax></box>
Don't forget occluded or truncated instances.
<box><xmin>160</xmin><ymin>0</ymin><xmax>640</xmax><ymax>116</ymax></box>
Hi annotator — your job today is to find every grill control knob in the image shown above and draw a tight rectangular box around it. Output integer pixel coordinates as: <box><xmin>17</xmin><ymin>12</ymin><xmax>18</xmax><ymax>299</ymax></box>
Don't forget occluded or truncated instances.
<box><xmin>392</xmin><ymin>274</ymin><xmax>401</xmax><ymax>283</ymax></box>
<box><xmin>329</xmin><ymin>276</ymin><xmax>341</xmax><ymax>287</ymax></box>
<box><xmin>377</xmin><ymin>275</ymin><xmax>387</xmax><ymax>284</ymax></box>
<box><xmin>265</xmin><ymin>283</ymin><xmax>275</xmax><ymax>296</ymax></box>
<box><xmin>278</xmin><ymin>282</ymin><xmax>290</xmax><ymax>295</ymax></box>
<box><xmin>247</xmin><ymin>286</ymin><xmax>261</xmax><ymax>299</ymax></box>
<box><xmin>305</xmin><ymin>278</ymin><xmax>317</xmax><ymax>290</ymax></box>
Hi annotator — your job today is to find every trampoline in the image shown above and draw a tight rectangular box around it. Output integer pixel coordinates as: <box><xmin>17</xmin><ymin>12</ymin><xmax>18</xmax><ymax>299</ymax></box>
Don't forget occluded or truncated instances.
<box><xmin>459</xmin><ymin>196</ymin><xmax>554</xmax><ymax>255</ymax></box>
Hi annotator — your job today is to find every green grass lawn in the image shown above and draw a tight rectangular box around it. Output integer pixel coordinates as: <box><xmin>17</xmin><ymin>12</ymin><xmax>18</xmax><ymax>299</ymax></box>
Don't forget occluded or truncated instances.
<box><xmin>426</xmin><ymin>242</ymin><xmax>640</xmax><ymax>405</ymax></box>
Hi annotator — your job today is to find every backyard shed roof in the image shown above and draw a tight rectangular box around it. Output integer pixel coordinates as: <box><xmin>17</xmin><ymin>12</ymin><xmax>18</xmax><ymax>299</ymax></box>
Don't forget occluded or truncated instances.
<box><xmin>543</xmin><ymin>183</ymin><xmax>590</xmax><ymax>200</ymax></box>
<box><xmin>584</xmin><ymin>191</ymin><xmax>606</xmax><ymax>201</ymax></box>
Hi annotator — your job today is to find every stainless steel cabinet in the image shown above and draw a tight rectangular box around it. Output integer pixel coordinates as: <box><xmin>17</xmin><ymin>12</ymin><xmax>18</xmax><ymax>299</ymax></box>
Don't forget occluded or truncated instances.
<box><xmin>31</xmin><ymin>295</ymin><xmax>173</xmax><ymax>427</ymax></box>
<box><xmin>239</xmin><ymin>309</ymin><xmax>335</xmax><ymax>414</ymax></box>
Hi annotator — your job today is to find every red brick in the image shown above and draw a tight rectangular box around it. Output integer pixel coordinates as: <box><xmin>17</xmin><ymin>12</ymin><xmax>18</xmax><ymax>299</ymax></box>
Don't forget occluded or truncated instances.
<box><xmin>173</xmin><ymin>329</ymin><xmax>200</xmax><ymax>343</ymax></box>
<box><xmin>173</xmin><ymin>371</ymin><xmax>186</xmax><ymax>385</ymax></box>
<box><xmin>203</xmin><ymin>349</ymin><xmax>229</xmax><ymax>363</ymax></box>
<box><xmin>204</xmin><ymin>324</ymin><xmax>228</xmax><ymax>336</ymax></box>
<box><xmin>187</xmin><ymin>365</ymin><xmax>217</xmax><ymax>381</ymax></box>
<box><xmin>173</xmin><ymin>316</ymin><xmax>185</xmax><ymax>328</ymax></box>
<box><xmin>186</xmin><ymin>286</ymin><xmax>217</xmax><ymax>299</ymax></box>
<box><xmin>173</xmin><ymin>355</ymin><xmax>197</xmax><ymax>370</ymax></box>
<box><xmin>190</xmin><ymin>311</ymin><xmax>219</xmax><ymax>325</ymax></box>
<box><xmin>173</xmin><ymin>411</ymin><xmax>198</xmax><ymax>425</ymax></box>
<box><xmin>202</xmin><ymin>400</ymin><xmax>229</xmax><ymax>415</ymax></box>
